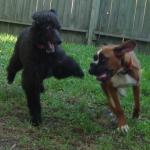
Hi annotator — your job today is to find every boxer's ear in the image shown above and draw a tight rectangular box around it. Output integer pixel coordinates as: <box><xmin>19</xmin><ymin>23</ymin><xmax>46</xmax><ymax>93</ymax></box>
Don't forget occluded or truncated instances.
<box><xmin>114</xmin><ymin>40</ymin><xmax>136</xmax><ymax>57</ymax></box>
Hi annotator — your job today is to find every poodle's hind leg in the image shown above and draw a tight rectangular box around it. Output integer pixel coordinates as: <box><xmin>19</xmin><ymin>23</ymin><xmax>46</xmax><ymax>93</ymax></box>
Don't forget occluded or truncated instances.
<box><xmin>22</xmin><ymin>68</ymin><xmax>42</xmax><ymax>126</ymax></box>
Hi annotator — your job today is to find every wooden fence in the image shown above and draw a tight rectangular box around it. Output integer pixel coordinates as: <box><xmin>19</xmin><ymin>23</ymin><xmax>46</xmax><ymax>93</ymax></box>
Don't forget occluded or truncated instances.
<box><xmin>0</xmin><ymin>0</ymin><xmax>150</xmax><ymax>52</ymax></box>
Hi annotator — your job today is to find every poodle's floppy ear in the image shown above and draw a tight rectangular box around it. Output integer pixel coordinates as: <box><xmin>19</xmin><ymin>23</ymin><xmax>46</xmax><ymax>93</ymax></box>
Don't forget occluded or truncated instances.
<box><xmin>113</xmin><ymin>40</ymin><xmax>136</xmax><ymax>57</ymax></box>
<box><xmin>50</xmin><ymin>9</ymin><xmax>58</xmax><ymax>15</ymax></box>
<box><xmin>32</xmin><ymin>11</ymin><xmax>42</xmax><ymax>24</ymax></box>
<box><xmin>32</xmin><ymin>12</ymin><xmax>38</xmax><ymax>22</ymax></box>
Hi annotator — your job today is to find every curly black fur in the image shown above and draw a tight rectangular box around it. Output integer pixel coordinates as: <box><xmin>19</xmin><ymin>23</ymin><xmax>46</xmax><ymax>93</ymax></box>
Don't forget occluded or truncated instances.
<box><xmin>7</xmin><ymin>10</ymin><xmax>84</xmax><ymax>126</ymax></box>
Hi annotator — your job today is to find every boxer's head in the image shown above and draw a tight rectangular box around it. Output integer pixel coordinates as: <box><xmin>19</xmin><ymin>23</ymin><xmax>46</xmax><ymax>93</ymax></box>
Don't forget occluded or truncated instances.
<box><xmin>89</xmin><ymin>40</ymin><xmax>136</xmax><ymax>82</ymax></box>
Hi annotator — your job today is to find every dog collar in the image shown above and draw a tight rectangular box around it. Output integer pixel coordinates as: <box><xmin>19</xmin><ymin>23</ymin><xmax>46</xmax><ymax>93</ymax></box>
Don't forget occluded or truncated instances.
<box><xmin>127</xmin><ymin>57</ymin><xmax>132</xmax><ymax>69</ymax></box>
<box><xmin>121</xmin><ymin>56</ymin><xmax>132</xmax><ymax>70</ymax></box>
<box><xmin>115</xmin><ymin>57</ymin><xmax>132</xmax><ymax>75</ymax></box>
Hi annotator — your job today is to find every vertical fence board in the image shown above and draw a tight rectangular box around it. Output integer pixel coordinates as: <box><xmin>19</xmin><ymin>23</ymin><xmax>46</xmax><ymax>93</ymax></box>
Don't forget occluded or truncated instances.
<box><xmin>88</xmin><ymin>0</ymin><xmax>101</xmax><ymax>44</ymax></box>
<box><xmin>43</xmin><ymin>0</ymin><xmax>51</xmax><ymax>10</ymax></box>
<box><xmin>71</xmin><ymin>0</ymin><xmax>80</xmax><ymax>29</ymax></box>
<box><xmin>36</xmin><ymin>0</ymin><xmax>44</xmax><ymax>11</ymax></box>
<box><xmin>28</xmin><ymin>0</ymin><xmax>39</xmax><ymax>23</ymax></box>
<box><xmin>132</xmin><ymin>0</ymin><xmax>146</xmax><ymax>38</ymax></box>
<box><xmin>107</xmin><ymin>0</ymin><xmax>120</xmax><ymax>34</ymax></box>
<box><xmin>77</xmin><ymin>0</ymin><xmax>92</xmax><ymax>29</ymax></box>
<box><xmin>124</xmin><ymin>0</ymin><xmax>137</xmax><ymax>37</ymax></box>
<box><xmin>22</xmin><ymin>0</ymin><xmax>33</xmax><ymax>22</ymax></box>
<box><xmin>0</xmin><ymin>0</ymin><xmax>5</xmax><ymax>19</ymax></box>
<box><xmin>115</xmin><ymin>0</ymin><xmax>129</xmax><ymax>36</ymax></box>
<box><xmin>62</xmin><ymin>0</ymin><xmax>72</xmax><ymax>28</ymax></box>
<box><xmin>51</xmin><ymin>0</ymin><xmax>59</xmax><ymax>9</ymax></box>
<box><xmin>15</xmin><ymin>0</ymin><xmax>28</xmax><ymax>22</ymax></box>
<box><xmin>141</xmin><ymin>0</ymin><xmax>150</xmax><ymax>39</ymax></box>
<box><xmin>71</xmin><ymin>0</ymin><xmax>79</xmax><ymax>29</ymax></box>
<box><xmin>70</xmin><ymin>0</ymin><xmax>78</xmax><ymax>29</ymax></box>
<box><xmin>97</xmin><ymin>0</ymin><xmax>112</xmax><ymax>33</ymax></box>
<box><xmin>3</xmin><ymin>0</ymin><xmax>12</xmax><ymax>19</ymax></box>
<box><xmin>56</xmin><ymin>0</ymin><xmax>66</xmax><ymax>25</ymax></box>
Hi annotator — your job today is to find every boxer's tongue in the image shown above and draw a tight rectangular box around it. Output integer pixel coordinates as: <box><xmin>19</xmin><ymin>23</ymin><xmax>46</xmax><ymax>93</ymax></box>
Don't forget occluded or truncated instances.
<box><xmin>97</xmin><ymin>73</ymin><xmax>107</xmax><ymax>80</ymax></box>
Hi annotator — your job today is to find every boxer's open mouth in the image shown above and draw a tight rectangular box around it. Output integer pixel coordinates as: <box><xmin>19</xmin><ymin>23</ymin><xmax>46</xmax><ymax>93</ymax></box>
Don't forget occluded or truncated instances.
<box><xmin>96</xmin><ymin>73</ymin><xmax>108</xmax><ymax>81</ymax></box>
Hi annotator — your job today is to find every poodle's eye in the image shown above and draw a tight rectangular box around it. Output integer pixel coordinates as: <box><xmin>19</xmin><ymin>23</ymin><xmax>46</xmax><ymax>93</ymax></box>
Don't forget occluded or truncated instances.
<box><xmin>46</xmin><ymin>25</ymin><xmax>52</xmax><ymax>30</ymax></box>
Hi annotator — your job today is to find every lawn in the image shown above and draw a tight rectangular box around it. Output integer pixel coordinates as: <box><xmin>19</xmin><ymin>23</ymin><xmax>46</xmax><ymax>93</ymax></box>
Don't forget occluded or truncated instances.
<box><xmin>0</xmin><ymin>34</ymin><xmax>150</xmax><ymax>150</ymax></box>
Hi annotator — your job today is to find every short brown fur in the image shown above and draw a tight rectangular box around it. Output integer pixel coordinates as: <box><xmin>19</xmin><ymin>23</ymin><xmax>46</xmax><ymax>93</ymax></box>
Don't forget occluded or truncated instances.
<box><xmin>90</xmin><ymin>40</ymin><xmax>141</xmax><ymax>131</ymax></box>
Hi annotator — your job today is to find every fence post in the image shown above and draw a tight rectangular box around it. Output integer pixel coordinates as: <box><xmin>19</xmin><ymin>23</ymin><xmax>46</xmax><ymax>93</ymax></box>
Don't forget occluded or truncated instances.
<box><xmin>87</xmin><ymin>0</ymin><xmax>101</xmax><ymax>45</ymax></box>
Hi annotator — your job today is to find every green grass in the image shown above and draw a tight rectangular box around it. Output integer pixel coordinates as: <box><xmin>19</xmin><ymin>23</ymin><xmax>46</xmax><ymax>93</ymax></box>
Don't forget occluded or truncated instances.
<box><xmin>0</xmin><ymin>34</ymin><xmax>150</xmax><ymax>150</ymax></box>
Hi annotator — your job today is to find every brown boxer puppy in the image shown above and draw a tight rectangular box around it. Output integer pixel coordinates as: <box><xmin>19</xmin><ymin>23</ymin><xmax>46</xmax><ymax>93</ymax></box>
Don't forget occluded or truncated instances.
<box><xmin>89</xmin><ymin>40</ymin><xmax>141</xmax><ymax>132</ymax></box>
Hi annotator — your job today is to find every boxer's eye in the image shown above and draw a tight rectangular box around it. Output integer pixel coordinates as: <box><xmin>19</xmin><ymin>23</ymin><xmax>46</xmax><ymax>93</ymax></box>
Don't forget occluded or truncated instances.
<box><xmin>93</xmin><ymin>55</ymin><xmax>98</xmax><ymax>61</ymax></box>
<box><xmin>92</xmin><ymin>54</ymin><xmax>99</xmax><ymax>64</ymax></box>
<box><xmin>100</xmin><ymin>58</ymin><xmax>106</xmax><ymax>64</ymax></box>
<box><xmin>99</xmin><ymin>54</ymin><xmax>108</xmax><ymax>64</ymax></box>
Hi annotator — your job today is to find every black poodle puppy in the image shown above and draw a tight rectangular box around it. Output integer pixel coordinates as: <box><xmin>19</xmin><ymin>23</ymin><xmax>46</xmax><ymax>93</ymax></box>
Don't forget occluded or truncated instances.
<box><xmin>7</xmin><ymin>10</ymin><xmax>84</xmax><ymax>126</ymax></box>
